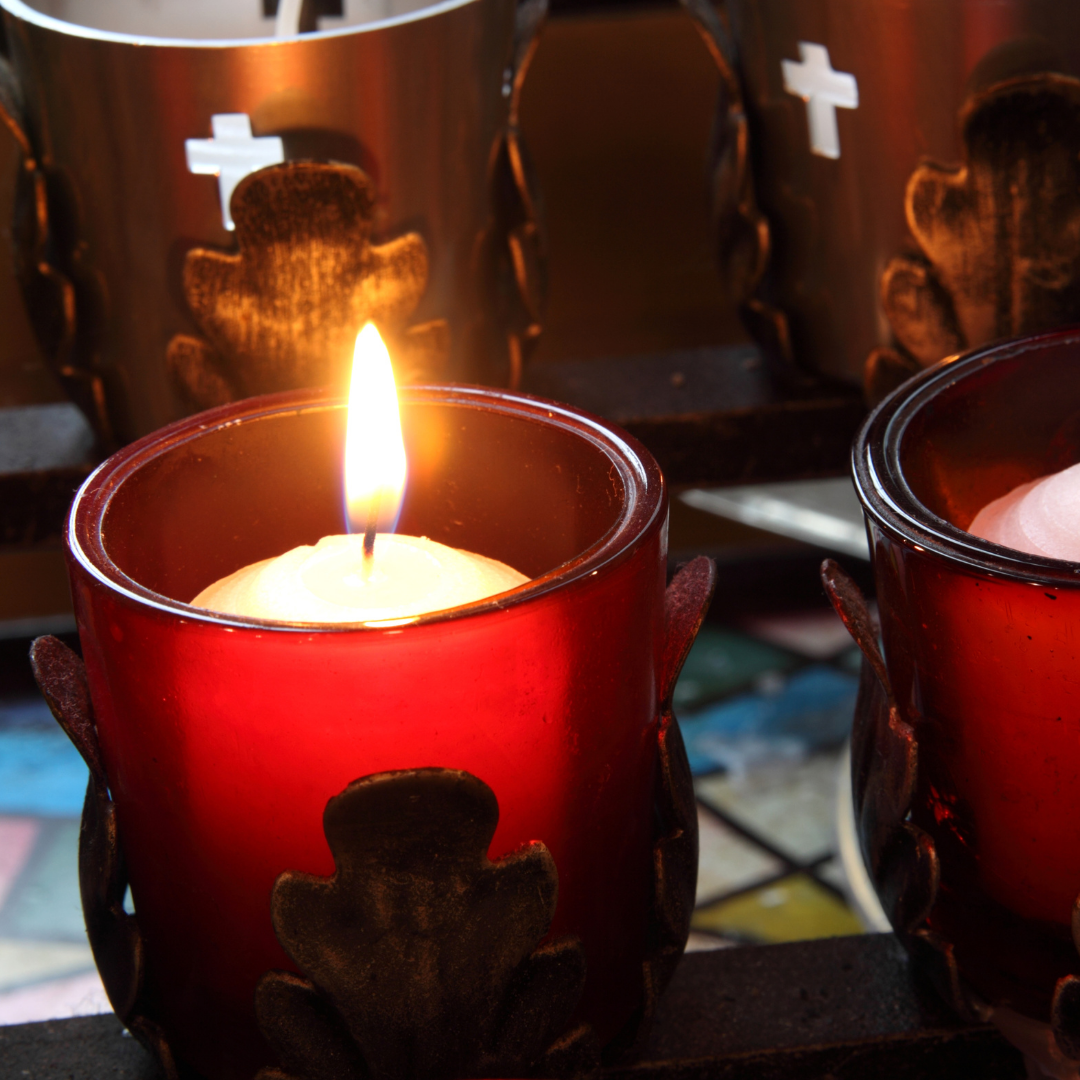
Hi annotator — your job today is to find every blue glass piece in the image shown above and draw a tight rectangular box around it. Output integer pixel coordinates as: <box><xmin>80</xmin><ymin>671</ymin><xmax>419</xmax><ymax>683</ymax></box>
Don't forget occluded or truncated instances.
<box><xmin>673</xmin><ymin>627</ymin><xmax>800</xmax><ymax>712</ymax></box>
<box><xmin>0</xmin><ymin>728</ymin><xmax>88</xmax><ymax>817</ymax></box>
<box><xmin>678</xmin><ymin>665</ymin><xmax>859</xmax><ymax>776</ymax></box>
<box><xmin>0</xmin><ymin>693</ymin><xmax>57</xmax><ymax>731</ymax></box>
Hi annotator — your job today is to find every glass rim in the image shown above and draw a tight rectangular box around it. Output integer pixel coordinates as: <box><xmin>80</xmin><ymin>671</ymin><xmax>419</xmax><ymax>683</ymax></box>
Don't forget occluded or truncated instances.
<box><xmin>68</xmin><ymin>384</ymin><xmax>667</xmax><ymax>633</ymax></box>
<box><xmin>854</xmin><ymin>327</ymin><xmax>1080</xmax><ymax>588</ymax></box>
<box><xmin>0</xmin><ymin>0</ymin><xmax>479</xmax><ymax>48</ymax></box>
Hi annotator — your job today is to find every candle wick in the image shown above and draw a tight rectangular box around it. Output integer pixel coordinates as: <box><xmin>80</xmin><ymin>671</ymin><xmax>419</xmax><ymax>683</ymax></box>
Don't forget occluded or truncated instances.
<box><xmin>363</xmin><ymin>504</ymin><xmax>378</xmax><ymax>560</ymax></box>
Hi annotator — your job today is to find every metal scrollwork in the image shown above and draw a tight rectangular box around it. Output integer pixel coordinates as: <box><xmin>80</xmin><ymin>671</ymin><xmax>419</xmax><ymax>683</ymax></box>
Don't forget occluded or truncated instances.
<box><xmin>1052</xmin><ymin>968</ymin><xmax>1080</xmax><ymax>1061</ymax></box>
<box><xmin>479</xmin><ymin>0</ymin><xmax>548</xmax><ymax>390</ymax></box>
<box><xmin>867</xmin><ymin>73</ymin><xmax>1080</xmax><ymax>405</ymax></box>
<box><xmin>607</xmin><ymin>556</ymin><xmax>717</xmax><ymax>1062</ymax></box>
<box><xmin>1050</xmin><ymin>888</ymin><xmax>1080</xmax><ymax>1060</ymax></box>
<box><xmin>0</xmin><ymin>56</ymin><xmax>113</xmax><ymax>448</ymax></box>
<box><xmin>819</xmin><ymin>561</ymin><xmax>982</xmax><ymax>1022</ymax></box>
<box><xmin>678</xmin><ymin>0</ymin><xmax>792</xmax><ymax>368</ymax></box>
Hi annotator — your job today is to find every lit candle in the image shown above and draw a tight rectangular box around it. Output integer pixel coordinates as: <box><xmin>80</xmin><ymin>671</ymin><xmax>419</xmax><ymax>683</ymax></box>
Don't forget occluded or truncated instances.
<box><xmin>67</xmin><ymin>373</ymin><xmax>668</xmax><ymax>1077</ymax></box>
<box><xmin>969</xmin><ymin>462</ymin><xmax>1080</xmax><ymax>560</ymax></box>
<box><xmin>193</xmin><ymin>324</ymin><xmax>528</xmax><ymax>622</ymax></box>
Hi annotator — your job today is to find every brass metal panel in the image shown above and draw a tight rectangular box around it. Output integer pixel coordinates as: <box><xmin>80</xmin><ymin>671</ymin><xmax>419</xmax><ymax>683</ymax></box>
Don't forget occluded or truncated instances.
<box><xmin>0</xmin><ymin>546</ymin><xmax>73</xmax><ymax>628</ymax></box>
<box><xmin>729</xmin><ymin>0</ymin><xmax>1080</xmax><ymax>384</ymax></box>
<box><xmin>519</xmin><ymin>7</ymin><xmax>747</xmax><ymax>364</ymax></box>
<box><xmin>0</xmin><ymin>0</ymin><xmax>517</xmax><ymax>442</ymax></box>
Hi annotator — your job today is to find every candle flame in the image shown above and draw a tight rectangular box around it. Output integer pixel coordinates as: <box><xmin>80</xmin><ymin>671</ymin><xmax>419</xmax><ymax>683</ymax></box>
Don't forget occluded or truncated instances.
<box><xmin>344</xmin><ymin>323</ymin><xmax>407</xmax><ymax>537</ymax></box>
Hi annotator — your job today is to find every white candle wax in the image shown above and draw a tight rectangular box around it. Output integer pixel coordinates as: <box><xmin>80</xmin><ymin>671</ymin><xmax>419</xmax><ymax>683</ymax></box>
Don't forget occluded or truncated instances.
<box><xmin>192</xmin><ymin>534</ymin><xmax>529</xmax><ymax>623</ymax></box>
<box><xmin>969</xmin><ymin>462</ymin><xmax>1080</xmax><ymax>561</ymax></box>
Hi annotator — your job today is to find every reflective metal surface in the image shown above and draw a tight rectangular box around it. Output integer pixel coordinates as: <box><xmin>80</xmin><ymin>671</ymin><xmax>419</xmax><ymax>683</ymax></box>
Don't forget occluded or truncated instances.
<box><xmin>0</xmin><ymin>0</ymin><xmax>518</xmax><ymax>442</ymax></box>
<box><xmin>720</xmin><ymin>0</ymin><xmax>1080</xmax><ymax>386</ymax></box>
<box><xmin>8</xmin><ymin>0</ymin><xmax>434</xmax><ymax>39</ymax></box>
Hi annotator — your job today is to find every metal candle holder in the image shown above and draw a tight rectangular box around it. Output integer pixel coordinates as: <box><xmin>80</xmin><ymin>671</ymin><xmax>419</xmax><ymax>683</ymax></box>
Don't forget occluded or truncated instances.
<box><xmin>687</xmin><ymin>0</ymin><xmax>1080</xmax><ymax>396</ymax></box>
<box><xmin>0</xmin><ymin>0</ymin><xmax>544</xmax><ymax>445</ymax></box>
<box><xmin>32</xmin><ymin>556</ymin><xmax>714</xmax><ymax>1080</ymax></box>
<box><xmin>827</xmin><ymin>327</ymin><xmax>1080</xmax><ymax>1066</ymax></box>
<box><xmin>40</xmin><ymin>381</ymin><xmax>713</xmax><ymax>1079</ymax></box>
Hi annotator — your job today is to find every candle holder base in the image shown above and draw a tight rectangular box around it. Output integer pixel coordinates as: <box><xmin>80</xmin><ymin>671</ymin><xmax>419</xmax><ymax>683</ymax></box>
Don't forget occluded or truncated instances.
<box><xmin>31</xmin><ymin>556</ymin><xmax>715</xmax><ymax>1080</ymax></box>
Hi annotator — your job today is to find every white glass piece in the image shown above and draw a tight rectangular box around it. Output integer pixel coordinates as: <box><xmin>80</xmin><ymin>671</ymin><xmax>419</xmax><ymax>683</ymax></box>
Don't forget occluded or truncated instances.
<box><xmin>185</xmin><ymin>114</ymin><xmax>285</xmax><ymax>231</ymax></box>
<box><xmin>781</xmin><ymin>42</ymin><xmax>859</xmax><ymax>160</ymax></box>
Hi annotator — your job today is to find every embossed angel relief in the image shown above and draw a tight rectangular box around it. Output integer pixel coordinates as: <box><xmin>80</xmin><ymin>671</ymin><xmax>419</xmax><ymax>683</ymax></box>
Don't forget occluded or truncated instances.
<box><xmin>168</xmin><ymin>161</ymin><xmax>449</xmax><ymax>410</ymax></box>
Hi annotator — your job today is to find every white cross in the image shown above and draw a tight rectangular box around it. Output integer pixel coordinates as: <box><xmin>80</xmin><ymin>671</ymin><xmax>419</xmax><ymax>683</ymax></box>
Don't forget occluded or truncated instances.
<box><xmin>781</xmin><ymin>43</ymin><xmax>858</xmax><ymax>160</ymax></box>
<box><xmin>185</xmin><ymin>114</ymin><xmax>285</xmax><ymax>231</ymax></box>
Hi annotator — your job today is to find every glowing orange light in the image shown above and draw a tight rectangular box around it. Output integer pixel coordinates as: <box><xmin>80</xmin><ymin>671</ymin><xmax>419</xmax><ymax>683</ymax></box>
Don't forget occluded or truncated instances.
<box><xmin>344</xmin><ymin>323</ymin><xmax>407</xmax><ymax>535</ymax></box>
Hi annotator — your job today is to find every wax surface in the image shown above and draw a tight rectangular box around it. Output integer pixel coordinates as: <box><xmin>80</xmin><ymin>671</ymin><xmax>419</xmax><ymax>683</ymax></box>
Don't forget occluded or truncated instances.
<box><xmin>969</xmin><ymin>463</ymin><xmax>1080</xmax><ymax>561</ymax></box>
<box><xmin>192</xmin><ymin>534</ymin><xmax>529</xmax><ymax>622</ymax></box>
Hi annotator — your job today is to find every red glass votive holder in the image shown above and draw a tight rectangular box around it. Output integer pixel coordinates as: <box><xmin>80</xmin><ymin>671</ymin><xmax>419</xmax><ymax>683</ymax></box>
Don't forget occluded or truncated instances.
<box><xmin>854</xmin><ymin>327</ymin><xmax>1080</xmax><ymax>1020</ymax></box>
<box><xmin>66</xmin><ymin>385</ymin><xmax>667</xmax><ymax>1080</ymax></box>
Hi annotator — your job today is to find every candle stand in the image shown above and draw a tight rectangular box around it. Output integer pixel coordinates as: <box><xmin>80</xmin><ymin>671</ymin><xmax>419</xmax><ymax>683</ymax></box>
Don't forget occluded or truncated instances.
<box><xmin>34</xmin><ymin>384</ymin><xmax>715</xmax><ymax>1080</ymax></box>
<box><xmin>17</xmin><ymin>1</ymin><xmax>1080</xmax><ymax>1075</ymax></box>
<box><xmin>822</xmin><ymin>327</ymin><xmax>1080</xmax><ymax>1068</ymax></box>
<box><xmin>0</xmin><ymin>0</ymin><xmax>869</xmax><ymax>481</ymax></box>
<box><xmin>0</xmin><ymin>934</ymin><xmax>1031</xmax><ymax>1079</ymax></box>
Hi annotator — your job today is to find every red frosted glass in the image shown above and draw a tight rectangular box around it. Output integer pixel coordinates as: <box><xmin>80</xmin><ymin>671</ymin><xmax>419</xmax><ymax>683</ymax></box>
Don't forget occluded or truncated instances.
<box><xmin>67</xmin><ymin>386</ymin><xmax>667</xmax><ymax>1079</ymax></box>
<box><xmin>855</xmin><ymin>328</ymin><xmax>1080</xmax><ymax>1018</ymax></box>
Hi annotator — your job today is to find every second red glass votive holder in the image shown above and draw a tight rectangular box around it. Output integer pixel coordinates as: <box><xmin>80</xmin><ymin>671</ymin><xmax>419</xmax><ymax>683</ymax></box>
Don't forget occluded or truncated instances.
<box><xmin>66</xmin><ymin>385</ymin><xmax>668</xmax><ymax>1079</ymax></box>
<box><xmin>853</xmin><ymin>327</ymin><xmax>1080</xmax><ymax>1023</ymax></box>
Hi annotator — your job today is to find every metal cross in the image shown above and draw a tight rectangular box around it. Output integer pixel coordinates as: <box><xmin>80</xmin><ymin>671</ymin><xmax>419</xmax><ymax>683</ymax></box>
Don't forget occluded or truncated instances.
<box><xmin>781</xmin><ymin>43</ymin><xmax>858</xmax><ymax>160</ymax></box>
<box><xmin>186</xmin><ymin>114</ymin><xmax>285</xmax><ymax>231</ymax></box>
